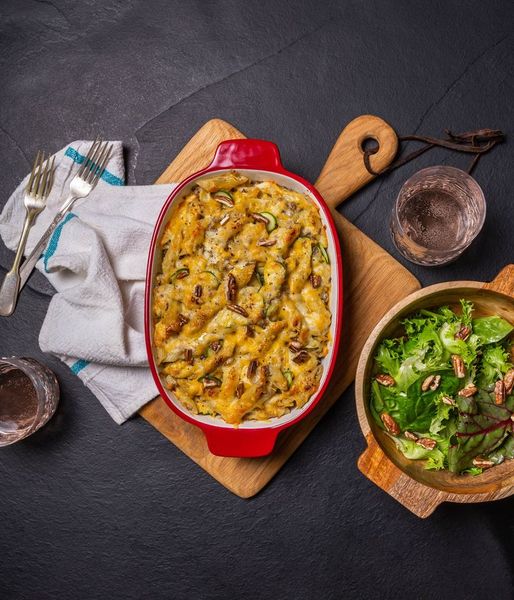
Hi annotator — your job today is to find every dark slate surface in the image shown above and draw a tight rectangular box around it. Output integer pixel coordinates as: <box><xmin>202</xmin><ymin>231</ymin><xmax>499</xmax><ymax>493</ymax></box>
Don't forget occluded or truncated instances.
<box><xmin>1</xmin><ymin>1</ymin><xmax>513</xmax><ymax>599</ymax></box>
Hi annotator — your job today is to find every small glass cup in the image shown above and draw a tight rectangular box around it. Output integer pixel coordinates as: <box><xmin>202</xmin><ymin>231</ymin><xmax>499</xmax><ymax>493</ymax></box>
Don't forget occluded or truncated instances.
<box><xmin>390</xmin><ymin>166</ymin><xmax>486</xmax><ymax>266</ymax></box>
<box><xmin>0</xmin><ymin>357</ymin><xmax>59</xmax><ymax>447</ymax></box>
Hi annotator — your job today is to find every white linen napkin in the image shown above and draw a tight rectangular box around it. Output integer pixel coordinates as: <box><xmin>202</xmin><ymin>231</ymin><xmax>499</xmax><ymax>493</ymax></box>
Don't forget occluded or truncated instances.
<box><xmin>0</xmin><ymin>141</ymin><xmax>175</xmax><ymax>423</ymax></box>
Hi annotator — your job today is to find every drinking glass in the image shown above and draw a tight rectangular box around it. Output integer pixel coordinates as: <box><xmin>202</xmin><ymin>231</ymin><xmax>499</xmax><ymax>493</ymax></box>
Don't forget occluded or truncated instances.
<box><xmin>0</xmin><ymin>357</ymin><xmax>59</xmax><ymax>446</ymax></box>
<box><xmin>390</xmin><ymin>166</ymin><xmax>486</xmax><ymax>266</ymax></box>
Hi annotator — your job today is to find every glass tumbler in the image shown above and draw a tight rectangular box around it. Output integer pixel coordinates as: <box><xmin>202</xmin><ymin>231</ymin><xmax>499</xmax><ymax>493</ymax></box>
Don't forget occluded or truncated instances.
<box><xmin>0</xmin><ymin>357</ymin><xmax>59</xmax><ymax>447</ymax></box>
<box><xmin>390</xmin><ymin>166</ymin><xmax>486</xmax><ymax>266</ymax></box>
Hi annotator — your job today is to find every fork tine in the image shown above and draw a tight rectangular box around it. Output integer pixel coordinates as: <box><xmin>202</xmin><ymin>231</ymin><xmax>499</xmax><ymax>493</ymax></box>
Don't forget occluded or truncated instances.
<box><xmin>86</xmin><ymin>142</ymin><xmax>111</xmax><ymax>184</ymax></box>
<box><xmin>32</xmin><ymin>151</ymin><xmax>45</xmax><ymax>197</ymax></box>
<box><xmin>91</xmin><ymin>143</ymin><xmax>113</xmax><ymax>185</ymax></box>
<box><xmin>77</xmin><ymin>138</ymin><xmax>101</xmax><ymax>178</ymax></box>
<box><xmin>26</xmin><ymin>151</ymin><xmax>41</xmax><ymax>195</ymax></box>
<box><xmin>43</xmin><ymin>155</ymin><xmax>55</xmax><ymax>198</ymax></box>
<box><xmin>38</xmin><ymin>155</ymin><xmax>53</xmax><ymax>200</ymax></box>
<box><xmin>82</xmin><ymin>140</ymin><xmax>105</xmax><ymax>181</ymax></box>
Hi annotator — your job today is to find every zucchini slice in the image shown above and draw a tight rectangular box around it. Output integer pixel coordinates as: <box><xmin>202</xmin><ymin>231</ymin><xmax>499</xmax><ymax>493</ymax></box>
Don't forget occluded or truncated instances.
<box><xmin>318</xmin><ymin>244</ymin><xmax>330</xmax><ymax>264</ymax></box>
<box><xmin>169</xmin><ymin>268</ymin><xmax>189</xmax><ymax>282</ymax></box>
<box><xmin>259</xmin><ymin>211</ymin><xmax>278</xmax><ymax>233</ymax></box>
<box><xmin>282</xmin><ymin>369</ymin><xmax>294</xmax><ymax>389</ymax></box>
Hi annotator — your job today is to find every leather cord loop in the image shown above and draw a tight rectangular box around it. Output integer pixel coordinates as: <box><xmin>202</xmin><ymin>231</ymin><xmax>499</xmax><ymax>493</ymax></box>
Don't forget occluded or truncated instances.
<box><xmin>363</xmin><ymin>128</ymin><xmax>505</xmax><ymax>177</ymax></box>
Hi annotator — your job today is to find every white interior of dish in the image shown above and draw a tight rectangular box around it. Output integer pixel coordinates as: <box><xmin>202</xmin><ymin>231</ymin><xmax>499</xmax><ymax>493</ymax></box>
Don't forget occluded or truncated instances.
<box><xmin>148</xmin><ymin>169</ymin><xmax>341</xmax><ymax>430</ymax></box>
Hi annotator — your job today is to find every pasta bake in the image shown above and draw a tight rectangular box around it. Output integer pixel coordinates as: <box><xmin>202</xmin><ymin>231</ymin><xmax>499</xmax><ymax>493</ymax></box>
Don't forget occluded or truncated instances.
<box><xmin>152</xmin><ymin>171</ymin><xmax>332</xmax><ymax>425</ymax></box>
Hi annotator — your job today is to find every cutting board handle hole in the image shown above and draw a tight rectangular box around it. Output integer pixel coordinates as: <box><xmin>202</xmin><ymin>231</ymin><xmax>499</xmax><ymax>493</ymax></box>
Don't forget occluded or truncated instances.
<box><xmin>360</xmin><ymin>136</ymin><xmax>380</xmax><ymax>155</ymax></box>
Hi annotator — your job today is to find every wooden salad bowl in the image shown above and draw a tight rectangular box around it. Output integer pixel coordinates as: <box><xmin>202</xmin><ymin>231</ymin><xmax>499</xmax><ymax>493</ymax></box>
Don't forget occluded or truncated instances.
<box><xmin>355</xmin><ymin>264</ymin><xmax>514</xmax><ymax>518</ymax></box>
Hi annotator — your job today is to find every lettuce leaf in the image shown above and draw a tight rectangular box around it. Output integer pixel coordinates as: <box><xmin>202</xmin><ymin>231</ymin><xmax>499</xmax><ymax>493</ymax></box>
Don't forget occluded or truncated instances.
<box><xmin>473</xmin><ymin>316</ymin><xmax>513</xmax><ymax>344</ymax></box>
<box><xmin>463</xmin><ymin>467</ymin><xmax>483</xmax><ymax>476</ymax></box>
<box><xmin>429</xmin><ymin>394</ymin><xmax>456</xmax><ymax>435</ymax></box>
<box><xmin>439</xmin><ymin>322</ymin><xmax>479</xmax><ymax>366</ymax></box>
<box><xmin>374</xmin><ymin>338</ymin><xmax>401</xmax><ymax>376</ymax></box>
<box><xmin>393</xmin><ymin>436</ymin><xmax>446</xmax><ymax>470</ymax></box>
<box><xmin>477</xmin><ymin>344</ymin><xmax>512</xmax><ymax>389</ymax></box>
<box><xmin>395</xmin><ymin>371</ymin><xmax>460</xmax><ymax>432</ymax></box>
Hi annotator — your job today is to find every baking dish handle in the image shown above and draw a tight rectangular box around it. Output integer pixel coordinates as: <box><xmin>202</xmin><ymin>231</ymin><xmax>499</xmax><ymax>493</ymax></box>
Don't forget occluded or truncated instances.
<box><xmin>203</xmin><ymin>426</ymin><xmax>279</xmax><ymax>458</ymax></box>
<box><xmin>209</xmin><ymin>139</ymin><xmax>284</xmax><ymax>171</ymax></box>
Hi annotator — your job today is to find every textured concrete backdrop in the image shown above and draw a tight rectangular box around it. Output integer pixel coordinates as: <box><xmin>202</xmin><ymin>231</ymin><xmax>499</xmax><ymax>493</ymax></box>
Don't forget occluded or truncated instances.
<box><xmin>1</xmin><ymin>1</ymin><xmax>513</xmax><ymax>599</ymax></box>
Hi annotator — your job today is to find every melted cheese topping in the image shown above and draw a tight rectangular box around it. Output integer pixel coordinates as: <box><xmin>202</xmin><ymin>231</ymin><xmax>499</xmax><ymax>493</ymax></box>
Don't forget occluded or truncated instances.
<box><xmin>152</xmin><ymin>171</ymin><xmax>332</xmax><ymax>425</ymax></box>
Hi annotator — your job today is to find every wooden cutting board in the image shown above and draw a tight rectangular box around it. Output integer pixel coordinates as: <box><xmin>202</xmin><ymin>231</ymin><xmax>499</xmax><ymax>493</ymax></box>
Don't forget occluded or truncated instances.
<box><xmin>139</xmin><ymin>115</ymin><xmax>421</xmax><ymax>497</ymax></box>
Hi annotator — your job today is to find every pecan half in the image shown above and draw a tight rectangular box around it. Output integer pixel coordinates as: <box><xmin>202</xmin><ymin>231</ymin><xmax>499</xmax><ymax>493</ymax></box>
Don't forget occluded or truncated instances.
<box><xmin>220</xmin><ymin>214</ymin><xmax>230</xmax><ymax>225</ymax></box>
<box><xmin>455</xmin><ymin>325</ymin><xmax>471</xmax><ymax>341</ymax></box>
<box><xmin>257</xmin><ymin>239</ymin><xmax>276</xmax><ymax>247</ymax></box>
<box><xmin>292</xmin><ymin>350</ymin><xmax>310</xmax><ymax>364</ymax></box>
<box><xmin>214</xmin><ymin>193</ymin><xmax>234</xmax><ymax>208</ymax></box>
<box><xmin>404</xmin><ymin>431</ymin><xmax>418</xmax><ymax>441</ymax></box>
<box><xmin>472</xmin><ymin>457</ymin><xmax>494</xmax><ymax>469</ymax></box>
<box><xmin>166</xmin><ymin>314</ymin><xmax>189</xmax><ymax>336</ymax></box>
<box><xmin>247</xmin><ymin>359</ymin><xmax>258</xmax><ymax>379</ymax></box>
<box><xmin>504</xmin><ymin>368</ymin><xmax>514</xmax><ymax>395</ymax></box>
<box><xmin>246</xmin><ymin>325</ymin><xmax>255</xmax><ymax>337</ymax></box>
<box><xmin>310</xmin><ymin>274</ymin><xmax>321</xmax><ymax>289</ymax></box>
<box><xmin>251</xmin><ymin>212</ymin><xmax>269</xmax><ymax>225</ymax></box>
<box><xmin>177</xmin><ymin>313</ymin><xmax>189</xmax><ymax>327</ymax></box>
<box><xmin>375</xmin><ymin>374</ymin><xmax>395</xmax><ymax>387</ymax></box>
<box><xmin>421</xmin><ymin>375</ymin><xmax>436</xmax><ymax>392</ymax></box>
<box><xmin>210</xmin><ymin>341</ymin><xmax>222</xmax><ymax>353</ymax></box>
<box><xmin>416</xmin><ymin>437</ymin><xmax>437</xmax><ymax>450</ymax></box>
<box><xmin>380</xmin><ymin>412</ymin><xmax>400</xmax><ymax>435</ymax></box>
<box><xmin>458</xmin><ymin>384</ymin><xmax>478</xmax><ymax>398</ymax></box>
<box><xmin>227</xmin><ymin>274</ymin><xmax>237</xmax><ymax>303</ymax></box>
<box><xmin>193</xmin><ymin>284</ymin><xmax>202</xmax><ymax>299</ymax></box>
<box><xmin>184</xmin><ymin>348</ymin><xmax>193</xmax><ymax>364</ymax></box>
<box><xmin>236</xmin><ymin>382</ymin><xmax>245</xmax><ymax>398</ymax></box>
<box><xmin>227</xmin><ymin>304</ymin><xmax>248</xmax><ymax>317</ymax></box>
<box><xmin>494</xmin><ymin>379</ymin><xmax>506</xmax><ymax>405</ymax></box>
<box><xmin>451</xmin><ymin>355</ymin><xmax>466</xmax><ymax>378</ymax></box>
<box><xmin>288</xmin><ymin>340</ymin><xmax>303</xmax><ymax>352</ymax></box>
<box><xmin>165</xmin><ymin>325</ymin><xmax>178</xmax><ymax>337</ymax></box>
<box><xmin>203</xmin><ymin>378</ymin><xmax>221</xmax><ymax>389</ymax></box>
<box><xmin>175</xmin><ymin>269</ymin><xmax>189</xmax><ymax>280</ymax></box>
<box><xmin>430</xmin><ymin>375</ymin><xmax>441</xmax><ymax>391</ymax></box>
<box><xmin>441</xmin><ymin>395</ymin><xmax>455</xmax><ymax>406</ymax></box>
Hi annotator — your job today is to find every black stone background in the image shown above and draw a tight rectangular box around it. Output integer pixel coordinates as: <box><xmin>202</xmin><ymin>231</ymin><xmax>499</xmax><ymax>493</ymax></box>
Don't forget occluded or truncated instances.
<box><xmin>1</xmin><ymin>1</ymin><xmax>513</xmax><ymax>599</ymax></box>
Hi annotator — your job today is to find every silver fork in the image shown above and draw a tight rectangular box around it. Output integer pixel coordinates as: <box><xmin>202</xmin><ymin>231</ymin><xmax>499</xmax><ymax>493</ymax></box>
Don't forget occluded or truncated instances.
<box><xmin>17</xmin><ymin>138</ymin><xmax>113</xmax><ymax>294</ymax></box>
<box><xmin>0</xmin><ymin>152</ymin><xmax>55</xmax><ymax>316</ymax></box>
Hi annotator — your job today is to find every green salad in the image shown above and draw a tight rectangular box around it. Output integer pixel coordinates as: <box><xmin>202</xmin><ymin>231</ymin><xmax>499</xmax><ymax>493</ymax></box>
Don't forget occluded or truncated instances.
<box><xmin>370</xmin><ymin>300</ymin><xmax>514</xmax><ymax>474</ymax></box>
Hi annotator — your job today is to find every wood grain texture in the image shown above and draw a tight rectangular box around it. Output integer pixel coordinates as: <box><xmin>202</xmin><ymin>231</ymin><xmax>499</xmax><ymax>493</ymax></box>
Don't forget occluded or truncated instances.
<box><xmin>316</xmin><ymin>114</ymin><xmax>398</xmax><ymax>209</ymax></box>
<box><xmin>139</xmin><ymin>116</ymin><xmax>420</xmax><ymax>498</ymax></box>
<box><xmin>356</xmin><ymin>265</ymin><xmax>514</xmax><ymax>518</ymax></box>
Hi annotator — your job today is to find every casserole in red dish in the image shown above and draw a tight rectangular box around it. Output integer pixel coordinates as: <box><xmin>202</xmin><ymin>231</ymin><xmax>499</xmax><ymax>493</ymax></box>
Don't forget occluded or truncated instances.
<box><xmin>145</xmin><ymin>139</ymin><xmax>343</xmax><ymax>457</ymax></box>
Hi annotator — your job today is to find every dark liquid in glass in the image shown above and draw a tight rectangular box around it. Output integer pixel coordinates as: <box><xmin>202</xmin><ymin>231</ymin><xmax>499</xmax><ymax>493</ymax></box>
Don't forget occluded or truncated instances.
<box><xmin>399</xmin><ymin>189</ymin><xmax>464</xmax><ymax>251</ymax></box>
<box><xmin>0</xmin><ymin>369</ymin><xmax>38</xmax><ymax>439</ymax></box>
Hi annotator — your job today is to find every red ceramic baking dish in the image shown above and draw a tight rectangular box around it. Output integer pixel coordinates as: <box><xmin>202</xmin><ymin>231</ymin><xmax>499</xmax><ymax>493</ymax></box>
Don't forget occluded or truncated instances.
<box><xmin>145</xmin><ymin>139</ymin><xmax>343</xmax><ymax>457</ymax></box>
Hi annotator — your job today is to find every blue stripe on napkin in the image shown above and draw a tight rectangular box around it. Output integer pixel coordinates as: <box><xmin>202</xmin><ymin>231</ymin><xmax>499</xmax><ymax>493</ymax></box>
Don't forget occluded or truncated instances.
<box><xmin>64</xmin><ymin>146</ymin><xmax>124</xmax><ymax>186</ymax></box>
<box><xmin>70</xmin><ymin>359</ymin><xmax>89</xmax><ymax>374</ymax></box>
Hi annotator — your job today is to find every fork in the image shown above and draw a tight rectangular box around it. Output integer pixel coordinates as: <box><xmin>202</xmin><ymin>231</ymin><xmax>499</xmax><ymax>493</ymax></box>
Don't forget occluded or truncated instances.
<box><xmin>17</xmin><ymin>138</ymin><xmax>113</xmax><ymax>294</ymax></box>
<box><xmin>0</xmin><ymin>152</ymin><xmax>55</xmax><ymax>316</ymax></box>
